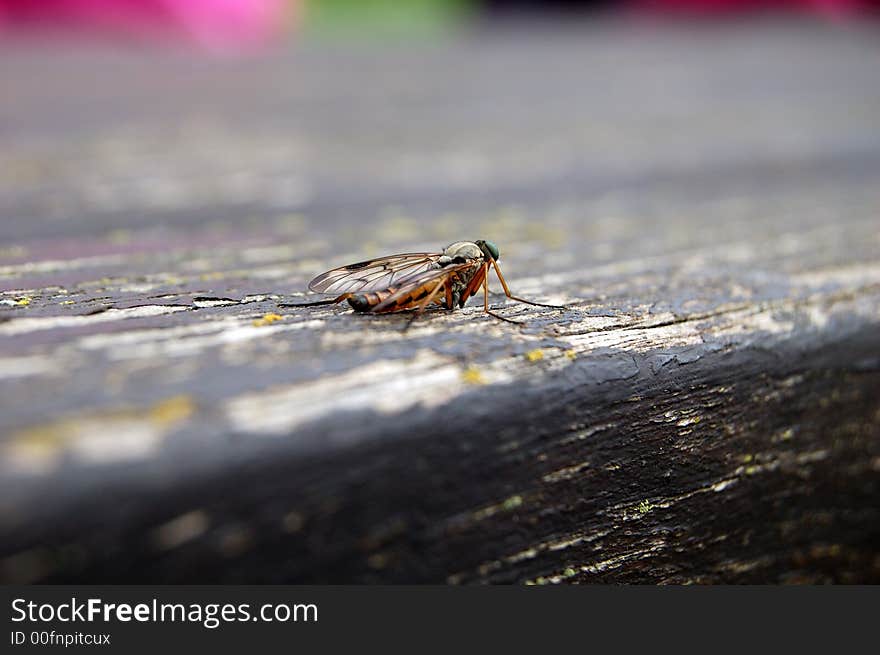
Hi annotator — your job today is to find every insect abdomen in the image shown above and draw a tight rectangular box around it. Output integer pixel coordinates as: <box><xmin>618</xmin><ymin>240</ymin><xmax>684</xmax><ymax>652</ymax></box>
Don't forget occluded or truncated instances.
<box><xmin>347</xmin><ymin>283</ymin><xmax>441</xmax><ymax>313</ymax></box>
<box><xmin>347</xmin><ymin>291</ymin><xmax>393</xmax><ymax>312</ymax></box>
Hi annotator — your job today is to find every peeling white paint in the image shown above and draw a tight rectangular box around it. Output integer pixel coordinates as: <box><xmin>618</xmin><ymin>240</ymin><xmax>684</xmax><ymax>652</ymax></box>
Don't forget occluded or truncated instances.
<box><xmin>2</xmin><ymin>417</ymin><xmax>168</xmax><ymax>476</ymax></box>
<box><xmin>225</xmin><ymin>350</ymin><xmax>464</xmax><ymax>436</ymax></box>
<box><xmin>192</xmin><ymin>298</ymin><xmax>237</xmax><ymax>308</ymax></box>
<box><xmin>66</xmin><ymin>419</ymin><xmax>167</xmax><ymax>465</ymax></box>
<box><xmin>561</xmin><ymin>320</ymin><xmax>705</xmax><ymax>353</ymax></box>
<box><xmin>0</xmin><ymin>305</ymin><xmax>188</xmax><ymax>336</ymax></box>
<box><xmin>115</xmin><ymin>320</ymin><xmax>324</xmax><ymax>359</ymax></box>
<box><xmin>77</xmin><ymin>319</ymin><xmax>231</xmax><ymax>350</ymax></box>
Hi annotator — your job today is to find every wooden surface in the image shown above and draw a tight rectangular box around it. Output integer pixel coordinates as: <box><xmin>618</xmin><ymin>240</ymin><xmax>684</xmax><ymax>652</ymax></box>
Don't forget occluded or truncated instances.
<box><xmin>1</xmin><ymin>23</ymin><xmax>879</xmax><ymax>583</ymax></box>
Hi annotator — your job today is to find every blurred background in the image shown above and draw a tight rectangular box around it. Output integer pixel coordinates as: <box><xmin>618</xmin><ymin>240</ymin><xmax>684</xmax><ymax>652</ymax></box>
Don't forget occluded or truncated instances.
<box><xmin>1</xmin><ymin>1</ymin><xmax>880</xmax><ymax>584</ymax></box>
<box><xmin>0</xmin><ymin>0</ymin><xmax>878</xmax><ymax>50</ymax></box>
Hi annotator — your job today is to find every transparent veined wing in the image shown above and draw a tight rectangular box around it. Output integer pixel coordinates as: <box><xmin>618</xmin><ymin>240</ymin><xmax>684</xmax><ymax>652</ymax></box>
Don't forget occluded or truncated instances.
<box><xmin>371</xmin><ymin>261</ymin><xmax>482</xmax><ymax>313</ymax></box>
<box><xmin>308</xmin><ymin>252</ymin><xmax>442</xmax><ymax>294</ymax></box>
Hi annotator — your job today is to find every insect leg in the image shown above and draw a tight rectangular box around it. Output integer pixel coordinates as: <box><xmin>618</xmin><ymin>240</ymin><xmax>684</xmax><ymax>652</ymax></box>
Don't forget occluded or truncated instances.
<box><xmin>489</xmin><ymin>259</ymin><xmax>565</xmax><ymax>309</ymax></box>
<box><xmin>403</xmin><ymin>281</ymin><xmax>445</xmax><ymax>331</ymax></box>
<box><xmin>455</xmin><ymin>261</ymin><xmax>487</xmax><ymax>309</ymax></box>
<box><xmin>279</xmin><ymin>293</ymin><xmax>354</xmax><ymax>308</ymax></box>
<box><xmin>482</xmin><ymin>264</ymin><xmax>522</xmax><ymax>325</ymax></box>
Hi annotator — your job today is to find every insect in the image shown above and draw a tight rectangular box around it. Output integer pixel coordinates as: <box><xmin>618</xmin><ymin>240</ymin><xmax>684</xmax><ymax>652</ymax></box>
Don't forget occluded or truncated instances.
<box><xmin>294</xmin><ymin>240</ymin><xmax>563</xmax><ymax>326</ymax></box>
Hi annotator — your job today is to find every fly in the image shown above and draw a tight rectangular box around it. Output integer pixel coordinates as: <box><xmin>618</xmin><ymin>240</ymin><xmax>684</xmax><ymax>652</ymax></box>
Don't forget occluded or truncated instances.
<box><xmin>292</xmin><ymin>240</ymin><xmax>563</xmax><ymax>326</ymax></box>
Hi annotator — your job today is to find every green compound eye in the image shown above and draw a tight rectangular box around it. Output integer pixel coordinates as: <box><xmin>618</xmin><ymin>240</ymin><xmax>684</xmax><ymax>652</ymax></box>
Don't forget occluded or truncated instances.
<box><xmin>478</xmin><ymin>240</ymin><xmax>500</xmax><ymax>261</ymax></box>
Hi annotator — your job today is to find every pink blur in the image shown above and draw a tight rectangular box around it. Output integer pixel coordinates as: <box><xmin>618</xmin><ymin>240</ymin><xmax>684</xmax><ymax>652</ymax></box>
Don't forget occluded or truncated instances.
<box><xmin>0</xmin><ymin>0</ymin><xmax>292</xmax><ymax>52</ymax></box>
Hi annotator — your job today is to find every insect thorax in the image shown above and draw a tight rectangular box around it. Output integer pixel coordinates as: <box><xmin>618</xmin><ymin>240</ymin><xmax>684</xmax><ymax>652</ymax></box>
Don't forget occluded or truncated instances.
<box><xmin>432</xmin><ymin>242</ymin><xmax>483</xmax><ymax>308</ymax></box>
<box><xmin>437</xmin><ymin>241</ymin><xmax>484</xmax><ymax>267</ymax></box>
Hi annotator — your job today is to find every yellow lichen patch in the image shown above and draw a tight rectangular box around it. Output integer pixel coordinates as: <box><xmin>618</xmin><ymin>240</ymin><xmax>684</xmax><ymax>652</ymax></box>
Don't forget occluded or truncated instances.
<box><xmin>252</xmin><ymin>313</ymin><xmax>284</xmax><ymax>327</ymax></box>
<box><xmin>461</xmin><ymin>366</ymin><xmax>487</xmax><ymax>385</ymax></box>
<box><xmin>107</xmin><ymin>229</ymin><xmax>132</xmax><ymax>244</ymax></box>
<box><xmin>60</xmin><ymin>300</ymin><xmax>75</xmax><ymax>306</ymax></box>
<box><xmin>564</xmin><ymin>349</ymin><xmax>577</xmax><ymax>360</ymax></box>
<box><xmin>773</xmin><ymin>427</ymin><xmax>795</xmax><ymax>442</ymax></box>
<box><xmin>367</xmin><ymin>552</ymin><xmax>389</xmax><ymax>570</ymax></box>
<box><xmin>0</xmin><ymin>245</ymin><xmax>27</xmax><ymax>258</ymax></box>
<box><xmin>524</xmin><ymin>223</ymin><xmax>567</xmax><ymax>249</ymax></box>
<box><xmin>15</xmin><ymin>296</ymin><xmax>32</xmax><ymax>306</ymax></box>
<box><xmin>502</xmin><ymin>495</ymin><xmax>523</xmax><ymax>511</ymax></box>
<box><xmin>525</xmin><ymin>349</ymin><xmax>544</xmax><ymax>362</ymax></box>
<box><xmin>150</xmin><ymin>395</ymin><xmax>196</xmax><ymax>426</ymax></box>
<box><xmin>5</xmin><ymin>426</ymin><xmax>60</xmax><ymax>474</ymax></box>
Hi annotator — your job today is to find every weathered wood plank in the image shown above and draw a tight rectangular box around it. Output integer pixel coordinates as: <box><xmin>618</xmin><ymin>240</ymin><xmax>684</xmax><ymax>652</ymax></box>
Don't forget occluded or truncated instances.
<box><xmin>1</xmin><ymin>24</ymin><xmax>879</xmax><ymax>583</ymax></box>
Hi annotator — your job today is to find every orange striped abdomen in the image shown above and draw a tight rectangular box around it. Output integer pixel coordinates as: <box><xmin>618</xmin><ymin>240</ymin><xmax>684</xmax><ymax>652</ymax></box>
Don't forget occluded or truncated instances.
<box><xmin>347</xmin><ymin>290</ymin><xmax>396</xmax><ymax>312</ymax></box>
<box><xmin>348</xmin><ymin>281</ymin><xmax>448</xmax><ymax>313</ymax></box>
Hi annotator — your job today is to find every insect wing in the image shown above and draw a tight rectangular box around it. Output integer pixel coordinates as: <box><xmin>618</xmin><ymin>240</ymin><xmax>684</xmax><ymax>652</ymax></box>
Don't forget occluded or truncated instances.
<box><xmin>308</xmin><ymin>252</ymin><xmax>441</xmax><ymax>294</ymax></box>
<box><xmin>372</xmin><ymin>261</ymin><xmax>480</xmax><ymax>313</ymax></box>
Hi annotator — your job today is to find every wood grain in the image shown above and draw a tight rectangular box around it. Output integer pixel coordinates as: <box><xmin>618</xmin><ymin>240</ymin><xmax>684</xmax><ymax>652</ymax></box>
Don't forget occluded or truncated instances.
<box><xmin>1</xmin><ymin>24</ymin><xmax>879</xmax><ymax>583</ymax></box>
